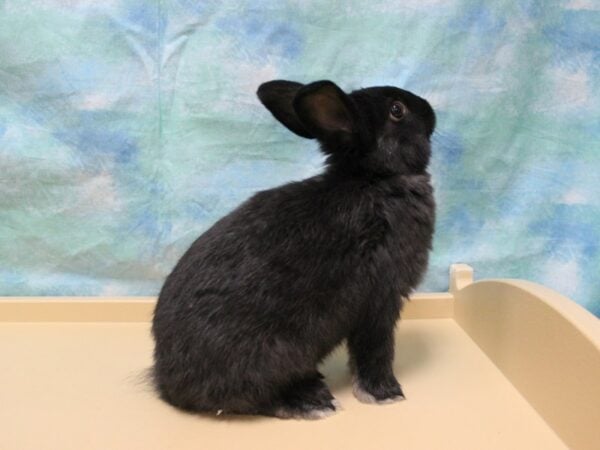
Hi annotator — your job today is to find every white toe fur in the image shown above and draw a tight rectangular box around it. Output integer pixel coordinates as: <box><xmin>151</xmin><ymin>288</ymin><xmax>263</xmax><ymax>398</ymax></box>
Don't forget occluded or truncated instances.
<box><xmin>274</xmin><ymin>406</ymin><xmax>338</xmax><ymax>420</ymax></box>
<box><xmin>352</xmin><ymin>380</ymin><xmax>405</xmax><ymax>405</ymax></box>
<box><xmin>303</xmin><ymin>407</ymin><xmax>337</xmax><ymax>420</ymax></box>
<box><xmin>331</xmin><ymin>398</ymin><xmax>344</xmax><ymax>411</ymax></box>
<box><xmin>352</xmin><ymin>380</ymin><xmax>379</xmax><ymax>404</ymax></box>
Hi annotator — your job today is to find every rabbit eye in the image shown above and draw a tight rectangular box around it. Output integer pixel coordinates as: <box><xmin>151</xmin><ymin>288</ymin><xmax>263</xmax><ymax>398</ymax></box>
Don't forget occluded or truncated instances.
<box><xmin>389</xmin><ymin>101</ymin><xmax>407</xmax><ymax>121</ymax></box>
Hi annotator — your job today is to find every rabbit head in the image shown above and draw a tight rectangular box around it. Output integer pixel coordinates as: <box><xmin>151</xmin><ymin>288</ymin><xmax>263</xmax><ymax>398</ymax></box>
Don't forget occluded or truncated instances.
<box><xmin>257</xmin><ymin>80</ymin><xmax>435</xmax><ymax>176</ymax></box>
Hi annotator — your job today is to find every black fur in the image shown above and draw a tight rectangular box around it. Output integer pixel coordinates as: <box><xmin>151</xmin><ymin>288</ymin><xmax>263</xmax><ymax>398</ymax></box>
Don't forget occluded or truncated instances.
<box><xmin>152</xmin><ymin>80</ymin><xmax>436</xmax><ymax>418</ymax></box>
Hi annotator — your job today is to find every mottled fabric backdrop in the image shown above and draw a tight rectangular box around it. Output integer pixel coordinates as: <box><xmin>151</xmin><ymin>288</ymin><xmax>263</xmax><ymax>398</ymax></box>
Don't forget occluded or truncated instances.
<box><xmin>0</xmin><ymin>0</ymin><xmax>598</xmax><ymax>316</ymax></box>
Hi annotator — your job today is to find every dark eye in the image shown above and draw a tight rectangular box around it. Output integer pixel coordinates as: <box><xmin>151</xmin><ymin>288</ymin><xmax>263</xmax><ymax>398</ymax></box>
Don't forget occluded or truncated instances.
<box><xmin>389</xmin><ymin>101</ymin><xmax>407</xmax><ymax>121</ymax></box>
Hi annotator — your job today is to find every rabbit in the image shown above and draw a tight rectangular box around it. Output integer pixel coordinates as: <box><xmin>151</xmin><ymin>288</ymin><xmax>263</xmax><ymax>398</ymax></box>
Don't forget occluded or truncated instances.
<box><xmin>151</xmin><ymin>79</ymin><xmax>436</xmax><ymax>419</ymax></box>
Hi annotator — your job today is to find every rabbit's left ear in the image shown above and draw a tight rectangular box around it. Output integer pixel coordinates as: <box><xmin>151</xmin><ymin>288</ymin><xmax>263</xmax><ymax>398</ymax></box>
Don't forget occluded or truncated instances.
<box><xmin>293</xmin><ymin>81</ymin><xmax>357</xmax><ymax>139</ymax></box>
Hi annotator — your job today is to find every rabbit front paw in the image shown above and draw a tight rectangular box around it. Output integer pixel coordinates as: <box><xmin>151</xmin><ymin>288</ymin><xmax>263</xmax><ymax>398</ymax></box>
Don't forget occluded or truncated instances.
<box><xmin>353</xmin><ymin>376</ymin><xmax>405</xmax><ymax>404</ymax></box>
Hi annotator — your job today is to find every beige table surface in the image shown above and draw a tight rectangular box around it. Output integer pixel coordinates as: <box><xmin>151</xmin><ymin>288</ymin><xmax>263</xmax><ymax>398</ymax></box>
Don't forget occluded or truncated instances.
<box><xmin>0</xmin><ymin>318</ymin><xmax>566</xmax><ymax>450</ymax></box>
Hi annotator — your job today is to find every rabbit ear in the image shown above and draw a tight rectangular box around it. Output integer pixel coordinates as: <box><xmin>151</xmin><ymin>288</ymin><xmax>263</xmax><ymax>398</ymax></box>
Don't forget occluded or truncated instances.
<box><xmin>293</xmin><ymin>81</ymin><xmax>356</xmax><ymax>139</ymax></box>
<box><xmin>257</xmin><ymin>80</ymin><xmax>315</xmax><ymax>139</ymax></box>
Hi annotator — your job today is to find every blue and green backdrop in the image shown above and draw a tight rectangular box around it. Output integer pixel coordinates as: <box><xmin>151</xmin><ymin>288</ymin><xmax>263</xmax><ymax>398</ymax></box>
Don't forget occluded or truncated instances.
<box><xmin>0</xmin><ymin>0</ymin><xmax>598</xmax><ymax>316</ymax></box>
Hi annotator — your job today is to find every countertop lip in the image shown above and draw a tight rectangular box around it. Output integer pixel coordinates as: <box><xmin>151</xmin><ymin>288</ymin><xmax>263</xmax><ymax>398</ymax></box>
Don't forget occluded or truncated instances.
<box><xmin>0</xmin><ymin>293</ymin><xmax>455</xmax><ymax>322</ymax></box>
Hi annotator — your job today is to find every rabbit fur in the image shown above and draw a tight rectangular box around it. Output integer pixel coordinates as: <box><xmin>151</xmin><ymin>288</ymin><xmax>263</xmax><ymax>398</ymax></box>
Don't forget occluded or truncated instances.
<box><xmin>152</xmin><ymin>80</ymin><xmax>436</xmax><ymax>419</ymax></box>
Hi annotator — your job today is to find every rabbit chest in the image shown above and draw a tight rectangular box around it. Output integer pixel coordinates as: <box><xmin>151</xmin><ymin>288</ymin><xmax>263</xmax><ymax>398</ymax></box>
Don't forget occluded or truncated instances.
<box><xmin>365</xmin><ymin>175</ymin><xmax>435</xmax><ymax>295</ymax></box>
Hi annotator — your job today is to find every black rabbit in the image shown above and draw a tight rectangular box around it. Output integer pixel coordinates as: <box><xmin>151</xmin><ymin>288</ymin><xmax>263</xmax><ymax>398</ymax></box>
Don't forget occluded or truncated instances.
<box><xmin>152</xmin><ymin>80</ymin><xmax>436</xmax><ymax>419</ymax></box>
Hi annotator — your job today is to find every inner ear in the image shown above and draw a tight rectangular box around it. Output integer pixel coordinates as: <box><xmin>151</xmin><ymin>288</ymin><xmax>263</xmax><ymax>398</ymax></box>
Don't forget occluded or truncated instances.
<box><xmin>293</xmin><ymin>82</ymin><xmax>355</xmax><ymax>137</ymax></box>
